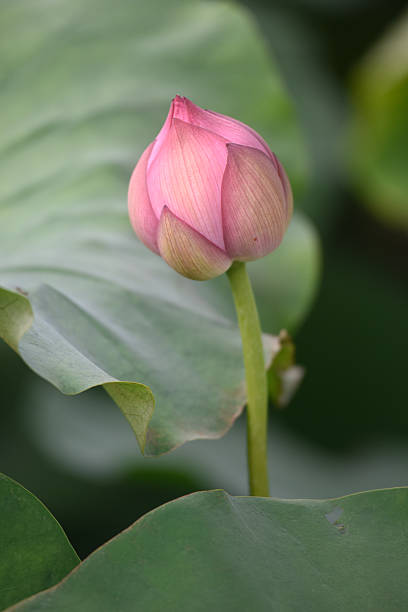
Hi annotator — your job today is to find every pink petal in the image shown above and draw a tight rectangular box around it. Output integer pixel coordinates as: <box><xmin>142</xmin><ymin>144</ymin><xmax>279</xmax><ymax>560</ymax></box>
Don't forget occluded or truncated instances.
<box><xmin>147</xmin><ymin>118</ymin><xmax>228</xmax><ymax>249</ymax></box>
<box><xmin>128</xmin><ymin>142</ymin><xmax>159</xmax><ymax>254</ymax></box>
<box><xmin>147</xmin><ymin>99</ymin><xmax>175</xmax><ymax>172</ymax></box>
<box><xmin>271</xmin><ymin>152</ymin><xmax>293</xmax><ymax>221</ymax></box>
<box><xmin>157</xmin><ymin>207</ymin><xmax>231</xmax><ymax>281</ymax></box>
<box><xmin>221</xmin><ymin>144</ymin><xmax>288</xmax><ymax>261</ymax></box>
<box><xmin>173</xmin><ymin>96</ymin><xmax>273</xmax><ymax>158</ymax></box>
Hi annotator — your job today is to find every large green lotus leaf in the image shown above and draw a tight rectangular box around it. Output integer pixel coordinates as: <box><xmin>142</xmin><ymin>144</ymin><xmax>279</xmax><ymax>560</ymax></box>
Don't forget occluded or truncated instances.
<box><xmin>0</xmin><ymin>0</ymin><xmax>310</xmax><ymax>456</ymax></box>
<box><xmin>0</xmin><ymin>474</ymin><xmax>79</xmax><ymax>611</ymax></box>
<box><xmin>9</xmin><ymin>488</ymin><xmax>408</xmax><ymax>612</ymax></box>
<box><xmin>349</xmin><ymin>12</ymin><xmax>408</xmax><ymax>230</ymax></box>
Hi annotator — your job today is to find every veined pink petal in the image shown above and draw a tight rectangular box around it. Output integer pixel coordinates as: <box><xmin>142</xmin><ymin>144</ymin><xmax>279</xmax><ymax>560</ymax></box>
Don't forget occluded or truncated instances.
<box><xmin>172</xmin><ymin>96</ymin><xmax>272</xmax><ymax>158</ymax></box>
<box><xmin>157</xmin><ymin>207</ymin><xmax>231</xmax><ymax>281</ymax></box>
<box><xmin>128</xmin><ymin>142</ymin><xmax>159</xmax><ymax>254</ymax></box>
<box><xmin>221</xmin><ymin>144</ymin><xmax>288</xmax><ymax>261</ymax></box>
<box><xmin>147</xmin><ymin>118</ymin><xmax>228</xmax><ymax>249</ymax></box>
<box><xmin>147</xmin><ymin>100</ymin><xmax>175</xmax><ymax>172</ymax></box>
<box><xmin>271</xmin><ymin>152</ymin><xmax>293</xmax><ymax>221</ymax></box>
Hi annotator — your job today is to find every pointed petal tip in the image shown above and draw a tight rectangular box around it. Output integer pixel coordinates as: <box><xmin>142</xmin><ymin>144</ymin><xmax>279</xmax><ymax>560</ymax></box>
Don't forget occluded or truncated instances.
<box><xmin>172</xmin><ymin>94</ymin><xmax>184</xmax><ymax>108</ymax></box>
<box><xmin>172</xmin><ymin>95</ymin><xmax>202</xmax><ymax>124</ymax></box>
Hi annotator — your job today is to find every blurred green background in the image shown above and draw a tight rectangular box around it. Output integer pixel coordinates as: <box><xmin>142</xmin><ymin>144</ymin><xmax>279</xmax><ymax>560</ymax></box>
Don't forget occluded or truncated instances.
<box><xmin>1</xmin><ymin>0</ymin><xmax>407</xmax><ymax>559</ymax></box>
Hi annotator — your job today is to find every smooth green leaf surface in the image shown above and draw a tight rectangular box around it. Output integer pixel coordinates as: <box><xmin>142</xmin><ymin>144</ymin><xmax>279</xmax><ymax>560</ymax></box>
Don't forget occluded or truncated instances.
<box><xmin>10</xmin><ymin>488</ymin><xmax>408</xmax><ymax>612</ymax></box>
<box><xmin>0</xmin><ymin>474</ymin><xmax>79</xmax><ymax>611</ymax></box>
<box><xmin>0</xmin><ymin>0</ymin><xmax>312</xmax><ymax>455</ymax></box>
<box><xmin>350</xmin><ymin>12</ymin><xmax>408</xmax><ymax>230</ymax></box>
<box><xmin>250</xmin><ymin>211</ymin><xmax>321</xmax><ymax>334</ymax></box>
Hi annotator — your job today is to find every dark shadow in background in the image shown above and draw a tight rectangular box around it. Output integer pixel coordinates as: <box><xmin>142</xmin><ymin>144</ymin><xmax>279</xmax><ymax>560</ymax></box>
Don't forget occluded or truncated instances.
<box><xmin>240</xmin><ymin>0</ymin><xmax>408</xmax><ymax>448</ymax></box>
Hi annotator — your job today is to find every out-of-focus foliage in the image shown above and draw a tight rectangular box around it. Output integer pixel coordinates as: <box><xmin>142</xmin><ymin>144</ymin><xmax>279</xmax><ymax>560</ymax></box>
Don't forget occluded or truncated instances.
<box><xmin>350</xmin><ymin>12</ymin><xmax>408</xmax><ymax>230</ymax></box>
<box><xmin>241</xmin><ymin>0</ymin><xmax>408</xmax><ymax>451</ymax></box>
<box><xmin>3</xmin><ymin>341</ymin><xmax>408</xmax><ymax>563</ymax></box>
<box><xmin>267</xmin><ymin>331</ymin><xmax>304</xmax><ymax>408</ymax></box>
<box><xmin>241</xmin><ymin>0</ymin><xmax>346</xmax><ymax>226</ymax></box>
<box><xmin>250</xmin><ymin>212</ymin><xmax>320</xmax><ymax>334</ymax></box>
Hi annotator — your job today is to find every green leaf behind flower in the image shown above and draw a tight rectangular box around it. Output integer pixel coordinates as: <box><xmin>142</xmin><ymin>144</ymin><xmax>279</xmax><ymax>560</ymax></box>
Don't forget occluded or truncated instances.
<box><xmin>0</xmin><ymin>0</ymin><xmax>316</xmax><ymax>455</ymax></box>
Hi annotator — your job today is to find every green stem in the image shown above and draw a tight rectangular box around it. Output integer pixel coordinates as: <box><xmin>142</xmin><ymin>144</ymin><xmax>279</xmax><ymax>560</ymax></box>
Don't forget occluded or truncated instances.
<box><xmin>227</xmin><ymin>261</ymin><xmax>269</xmax><ymax>497</ymax></box>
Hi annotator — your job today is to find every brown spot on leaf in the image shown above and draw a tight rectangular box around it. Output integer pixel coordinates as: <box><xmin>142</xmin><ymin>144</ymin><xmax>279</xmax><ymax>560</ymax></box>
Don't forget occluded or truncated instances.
<box><xmin>16</xmin><ymin>287</ymin><xmax>28</xmax><ymax>297</ymax></box>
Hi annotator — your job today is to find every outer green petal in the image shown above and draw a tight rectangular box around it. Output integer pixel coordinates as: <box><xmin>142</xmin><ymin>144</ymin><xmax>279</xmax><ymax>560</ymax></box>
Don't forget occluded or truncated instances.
<box><xmin>157</xmin><ymin>207</ymin><xmax>231</xmax><ymax>281</ymax></box>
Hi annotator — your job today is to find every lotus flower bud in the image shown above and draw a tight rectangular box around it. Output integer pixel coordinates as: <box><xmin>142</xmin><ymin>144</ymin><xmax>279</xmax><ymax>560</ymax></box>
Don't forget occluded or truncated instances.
<box><xmin>128</xmin><ymin>96</ymin><xmax>293</xmax><ymax>280</ymax></box>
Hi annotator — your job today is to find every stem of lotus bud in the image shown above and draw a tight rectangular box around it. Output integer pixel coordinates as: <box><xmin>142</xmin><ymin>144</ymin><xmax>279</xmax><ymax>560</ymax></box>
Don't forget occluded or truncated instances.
<box><xmin>226</xmin><ymin>261</ymin><xmax>269</xmax><ymax>497</ymax></box>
